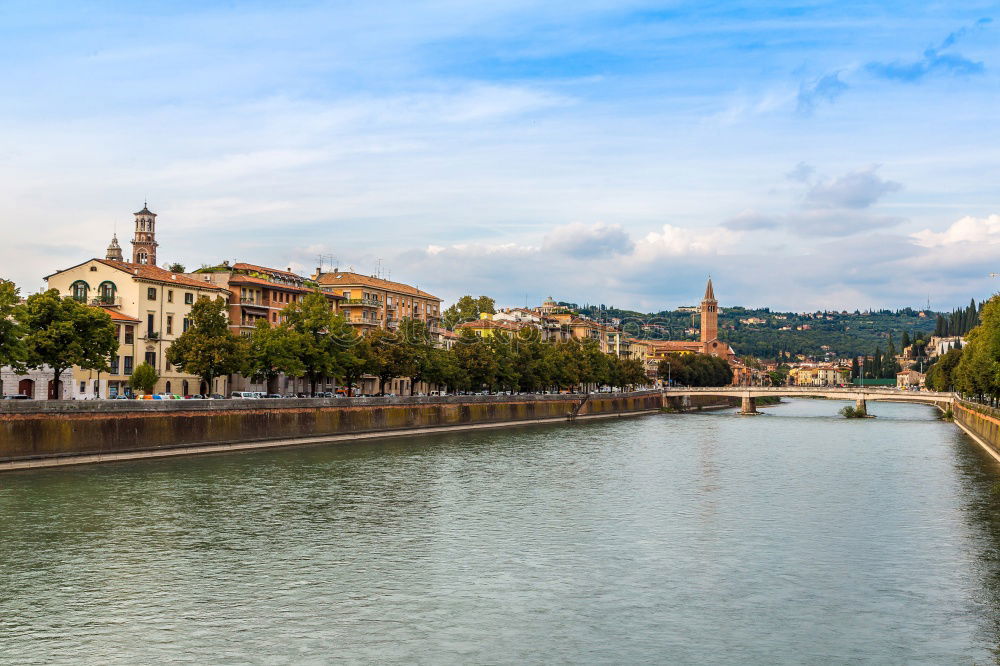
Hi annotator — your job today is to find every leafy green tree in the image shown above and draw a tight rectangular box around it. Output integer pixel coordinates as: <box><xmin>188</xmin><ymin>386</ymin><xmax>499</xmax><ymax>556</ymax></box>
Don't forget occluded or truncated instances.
<box><xmin>129</xmin><ymin>362</ymin><xmax>159</xmax><ymax>394</ymax></box>
<box><xmin>451</xmin><ymin>329</ymin><xmax>498</xmax><ymax>392</ymax></box>
<box><xmin>442</xmin><ymin>295</ymin><xmax>496</xmax><ymax>330</ymax></box>
<box><xmin>0</xmin><ymin>279</ymin><xmax>25</xmax><ymax>369</ymax></box>
<box><xmin>166</xmin><ymin>296</ymin><xmax>242</xmax><ymax>395</ymax></box>
<box><xmin>334</xmin><ymin>325</ymin><xmax>372</xmax><ymax>396</ymax></box>
<box><xmin>21</xmin><ymin>289</ymin><xmax>117</xmax><ymax>399</ymax></box>
<box><xmin>366</xmin><ymin>328</ymin><xmax>412</xmax><ymax>395</ymax></box>
<box><xmin>398</xmin><ymin>318</ymin><xmax>436</xmax><ymax>394</ymax></box>
<box><xmin>282</xmin><ymin>291</ymin><xmax>345</xmax><ymax>396</ymax></box>
<box><xmin>926</xmin><ymin>347</ymin><xmax>962</xmax><ymax>392</ymax></box>
<box><xmin>954</xmin><ymin>296</ymin><xmax>1000</xmax><ymax>404</ymax></box>
<box><xmin>243</xmin><ymin>319</ymin><xmax>304</xmax><ymax>394</ymax></box>
<box><xmin>167</xmin><ymin>263</ymin><xmax>186</xmax><ymax>273</ymax></box>
<box><xmin>424</xmin><ymin>346</ymin><xmax>468</xmax><ymax>393</ymax></box>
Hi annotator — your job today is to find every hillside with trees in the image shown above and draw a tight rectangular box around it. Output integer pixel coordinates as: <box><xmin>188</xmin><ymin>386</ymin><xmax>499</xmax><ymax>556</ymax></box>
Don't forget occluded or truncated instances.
<box><xmin>572</xmin><ymin>302</ymin><xmax>976</xmax><ymax>361</ymax></box>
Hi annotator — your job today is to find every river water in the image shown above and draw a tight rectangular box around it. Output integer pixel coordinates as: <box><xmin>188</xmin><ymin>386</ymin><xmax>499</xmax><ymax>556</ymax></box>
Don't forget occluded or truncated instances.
<box><xmin>2</xmin><ymin>398</ymin><xmax>1000</xmax><ymax>664</ymax></box>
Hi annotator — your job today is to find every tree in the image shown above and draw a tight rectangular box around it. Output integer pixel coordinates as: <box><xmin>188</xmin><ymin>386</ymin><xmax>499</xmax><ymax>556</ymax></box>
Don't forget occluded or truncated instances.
<box><xmin>926</xmin><ymin>347</ymin><xmax>962</xmax><ymax>392</ymax></box>
<box><xmin>442</xmin><ymin>295</ymin><xmax>496</xmax><ymax>329</ymax></box>
<box><xmin>167</xmin><ymin>262</ymin><xmax>186</xmax><ymax>273</ymax></box>
<box><xmin>366</xmin><ymin>328</ymin><xmax>412</xmax><ymax>395</ymax></box>
<box><xmin>451</xmin><ymin>329</ymin><xmax>498</xmax><ymax>392</ymax></box>
<box><xmin>243</xmin><ymin>319</ymin><xmax>304</xmax><ymax>394</ymax></box>
<box><xmin>0</xmin><ymin>279</ymin><xmax>25</xmax><ymax>369</ymax></box>
<box><xmin>282</xmin><ymin>291</ymin><xmax>344</xmax><ymax>396</ymax></box>
<box><xmin>327</xmin><ymin>321</ymin><xmax>371</xmax><ymax>396</ymax></box>
<box><xmin>166</xmin><ymin>296</ymin><xmax>242</xmax><ymax>395</ymax></box>
<box><xmin>21</xmin><ymin>289</ymin><xmax>117</xmax><ymax>399</ymax></box>
<box><xmin>398</xmin><ymin>318</ymin><xmax>435</xmax><ymax>394</ymax></box>
<box><xmin>129</xmin><ymin>362</ymin><xmax>159</xmax><ymax>394</ymax></box>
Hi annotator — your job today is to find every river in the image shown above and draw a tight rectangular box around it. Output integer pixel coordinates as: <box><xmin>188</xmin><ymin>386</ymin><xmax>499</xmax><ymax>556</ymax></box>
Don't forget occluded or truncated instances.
<box><xmin>2</xmin><ymin>398</ymin><xmax>999</xmax><ymax>664</ymax></box>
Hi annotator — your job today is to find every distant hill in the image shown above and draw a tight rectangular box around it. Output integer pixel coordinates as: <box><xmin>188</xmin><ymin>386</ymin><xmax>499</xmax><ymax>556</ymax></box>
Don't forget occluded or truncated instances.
<box><xmin>573</xmin><ymin>303</ymin><xmax>952</xmax><ymax>360</ymax></box>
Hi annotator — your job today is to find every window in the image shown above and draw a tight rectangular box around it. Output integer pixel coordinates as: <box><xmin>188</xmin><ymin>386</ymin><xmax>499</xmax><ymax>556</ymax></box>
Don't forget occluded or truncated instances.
<box><xmin>183</xmin><ymin>317</ymin><xmax>191</xmax><ymax>332</ymax></box>
<box><xmin>124</xmin><ymin>326</ymin><xmax>134</xmax><ymax>344</ymax></box>
<box><xmin>110</xmin><ymin>355</ymin><xmax>119</xmax><ymax>374</ymax></box>
<box><xmin>144</xmin><ymin>351</ymin><xmax>156</xmax><ymax>367</ymax></box>
<box><xmin>98</xmin><ymin>281</ymin><xmax>116</xmax><ymax>304</ymax></box>
<box><xmin>167</xmin><ymin>290</ymin><xmax>173</xmax><ymax>303</ymax></box>
<box><xmin>80</xmin><ymin>381</ymin><xmax>86</xmax><ymax>393</ymax></box>
<box><xmin>147</xmin><ymin>314</ymin><xmax>155</xmax><ymax>338</ymax></box>
<box><xmin>147</xmin><ymin>287</ymin><xmax>157</xmax><ymax>300</ymax></box>
<box><xmin>165</xmin><ymin>381</ymin><xmax>171</xmax><ymax>394</ymax></box>
<box><xmin>184</xmin><ymin>292</ymin><xmax>193</xmax><ymax>305</ymax></box>
<box><xmin>70</xmin><ymin>280</ymin><xmax>89</xmax><ymax>302</ymax></box>
<box><xmin>123</xmin><ymin>356</ymin><xmax>133</xmax><ymax>375</ymax></box>
<box><xmin>166</xmin><ymin>315</ymin><xmax>173</xmax><ymax>335</ymax></box>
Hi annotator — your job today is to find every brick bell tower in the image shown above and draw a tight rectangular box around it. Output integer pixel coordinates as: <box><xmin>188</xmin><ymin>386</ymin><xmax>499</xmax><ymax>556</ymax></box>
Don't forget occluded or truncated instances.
<box><xmin>130</xmin><ymin>203</ymin><xmax>158</xmax><ymax>265</ymax></box>
<box><xmin>700</xmin><ymin>277</ymin><xmax>718</xmax><ymax>343</ymax></box>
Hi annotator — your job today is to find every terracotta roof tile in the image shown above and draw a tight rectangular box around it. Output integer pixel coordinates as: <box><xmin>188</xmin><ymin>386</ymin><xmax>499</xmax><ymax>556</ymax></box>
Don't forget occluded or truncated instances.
<box><xmin>316</xmin><ymin>271</ymin><xmax>440</xmax><ymax>301</ymax></box>
<box><xmin>97</xmin><ymin>306</ymin><xmax>140</xmax><ymax>322</ymax></box>
<box><xmin>96</xmin><ymin>260</ymin><xmax>228</xmax><ymax>290</ymax></box>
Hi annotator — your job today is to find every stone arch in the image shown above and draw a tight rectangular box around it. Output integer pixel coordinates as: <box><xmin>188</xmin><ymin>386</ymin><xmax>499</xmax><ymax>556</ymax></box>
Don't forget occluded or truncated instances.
<box><xmin>18</xmin><ymin>378</ymin><xmax>34</xmax><ymax>397</ymax></box>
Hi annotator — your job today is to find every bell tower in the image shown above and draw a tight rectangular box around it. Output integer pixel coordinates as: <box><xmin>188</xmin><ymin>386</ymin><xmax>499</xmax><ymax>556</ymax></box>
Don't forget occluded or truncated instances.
<box><xmin>700</xmin><ymin>277</ymin><xmax>718</xmax><ymax>343</ymax></box>
<box><xmin>130</xmin><ymin>203</ymin><xmax>158</xmax><ymax>265</ymax></box>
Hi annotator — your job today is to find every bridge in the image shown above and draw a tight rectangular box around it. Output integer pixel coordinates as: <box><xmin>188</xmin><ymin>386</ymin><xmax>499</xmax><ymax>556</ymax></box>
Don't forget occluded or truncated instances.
<box><xmin>661</xmin><ymin>386</ymin><xmax>957</xmax><ymax>415</ymax></box>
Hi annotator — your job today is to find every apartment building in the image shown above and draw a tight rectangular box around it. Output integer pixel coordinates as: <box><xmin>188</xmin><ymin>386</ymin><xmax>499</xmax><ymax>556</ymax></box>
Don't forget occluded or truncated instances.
<box><xmin>45</xmin><ymin>258</ymin><xmax>229</xmax><ymax>397</ymax></box>
<box><xmin>313</xmin><ymin>270</ymin><xmax>442</xmax><ymax>333</ymax></box>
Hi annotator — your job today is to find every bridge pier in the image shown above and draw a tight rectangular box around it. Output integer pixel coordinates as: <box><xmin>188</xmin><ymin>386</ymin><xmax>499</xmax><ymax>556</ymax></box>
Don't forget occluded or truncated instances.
<box><xmin>855</xmin><ymin>397</ymin><xmax>867</xmax><ymax>416</ymax></box>
<box><xmin>740</xmin><ymin>395</ymin><xmax>759</xmax><ymax>415</ymax></box>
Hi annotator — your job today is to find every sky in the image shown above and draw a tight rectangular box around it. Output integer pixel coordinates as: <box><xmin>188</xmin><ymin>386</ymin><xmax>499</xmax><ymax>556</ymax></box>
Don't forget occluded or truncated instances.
<box><xmin>1</xmin><ymin>1</ymin><xmax>999</xmax><ymax>312</ymax></box>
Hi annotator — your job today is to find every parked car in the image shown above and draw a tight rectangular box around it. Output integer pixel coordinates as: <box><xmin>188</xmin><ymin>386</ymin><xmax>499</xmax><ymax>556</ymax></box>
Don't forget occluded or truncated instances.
<box><xmin>230</xmin><ymin>392</ymin><xmax>256</xmax><ymax>399</ymax></box>
<box><xmin>2</xmin><ymin>394</ymin><xmax>32</xmax><ymax>400</ymax></box>
<box><xmin>265</xmin><ymin>394</ymin><xmax>282</xmax><ymax>399</ymax></box>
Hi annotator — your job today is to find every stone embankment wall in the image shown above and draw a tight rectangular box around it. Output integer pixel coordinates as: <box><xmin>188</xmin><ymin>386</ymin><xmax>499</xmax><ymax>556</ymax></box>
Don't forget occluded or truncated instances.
<box><xmin>0</xmin><ymin>391</ymin><xmax>720</xmax><ymax>464</ymax></box>
<box><xmin>954</xmin><ymin>401</ymin><xmax>1000</xmax><ymax>461</ymax></box>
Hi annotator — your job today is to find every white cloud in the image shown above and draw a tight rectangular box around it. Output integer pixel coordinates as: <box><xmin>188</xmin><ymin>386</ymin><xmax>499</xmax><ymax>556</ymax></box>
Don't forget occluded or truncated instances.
<box><xmin>911</xmin><ymin>214</ymin><xmax>1000</xmax><ymax>247</ymax></box>
<box><xmin>805</xmin><ymin>166</ymin><xmax>901</xmax><ymax>209</ymax></box>
<box><xmin>542</xmin><ymin>222</ymin><xmax>634</xmax><ymax>258</ymax></box>
<box><xmin>635</xmin><ymin>224</ymin><xmax>738</xmax><ymax>258</ymax></box>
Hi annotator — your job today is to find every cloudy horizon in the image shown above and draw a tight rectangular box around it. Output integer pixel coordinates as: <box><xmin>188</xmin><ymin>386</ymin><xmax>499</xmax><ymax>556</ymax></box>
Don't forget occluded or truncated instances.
<box><xmin>1</xmin><ymin>2</ymin><xmax>998</xmax><ymax>312</ymax></box>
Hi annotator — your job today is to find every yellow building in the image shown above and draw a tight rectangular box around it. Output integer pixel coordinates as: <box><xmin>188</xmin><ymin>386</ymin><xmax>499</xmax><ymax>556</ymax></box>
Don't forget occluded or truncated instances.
<box><xmin>313</xmin><ymin>270</ymin><xmax>442</xmax><ymax>333</ymax></box>
<box><xmin>45</xmin><ymin>206</ymin><xmax>231</xmax><ymax>397</ymax></box>
<box><xmin>786</xmin><ymin>365</ymin><xmax>850</xmax><ymax>387</ymax></box>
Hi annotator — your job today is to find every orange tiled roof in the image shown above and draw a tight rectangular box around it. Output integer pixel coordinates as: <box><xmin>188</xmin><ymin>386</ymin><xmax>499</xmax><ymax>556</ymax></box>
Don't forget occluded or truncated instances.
<box><xmin>96</xmin><ymin>260</ymin><xmax>228</xmax><ymax>290</ymax></box>
<box><xmin>97</xmin><ymin>306</ymin><xmax>140</xmax><ymax>322</ymax></box>
<box><xmin>316</xmin><ymin>271</ymin><xmax>440</xmax><ymax>301</ymax></box>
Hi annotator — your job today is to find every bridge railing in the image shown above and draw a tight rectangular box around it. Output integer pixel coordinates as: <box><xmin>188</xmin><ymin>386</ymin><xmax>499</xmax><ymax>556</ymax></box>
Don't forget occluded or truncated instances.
<box><xmin>662</xmin><ymin>386</ymin><xmax>957</xmax><ymax>398</ymax></box>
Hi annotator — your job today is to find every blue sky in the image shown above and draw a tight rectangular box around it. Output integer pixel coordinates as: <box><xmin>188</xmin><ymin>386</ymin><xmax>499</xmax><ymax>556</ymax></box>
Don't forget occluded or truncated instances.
<box><xmin>1</xmin><ymin>1</ymin><xmax>999</xmax><ymax>311</ymax></box>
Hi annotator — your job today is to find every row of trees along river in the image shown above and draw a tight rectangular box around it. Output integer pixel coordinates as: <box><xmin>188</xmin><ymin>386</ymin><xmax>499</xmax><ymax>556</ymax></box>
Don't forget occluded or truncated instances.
<box><xmin>926</xmin><ymin>295</ymin><xmax>1000</xmax><ymax>405</ymax></box>
<box><xmin>0</xmin><ymin>282</ymin><xmax>652</xmax><ymax>397</ymax></box>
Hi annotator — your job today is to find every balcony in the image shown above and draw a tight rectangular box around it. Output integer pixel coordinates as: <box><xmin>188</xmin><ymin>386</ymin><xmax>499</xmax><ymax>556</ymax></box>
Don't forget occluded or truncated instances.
<box><xmin>342</xmin><ymin>298</ymin><xmax>381</xmax><ymax>307</ymax></box>
<box><xmin>146</xmin><ymin>331</ymin><xmax>160</xmax><ymax>341</ymax></box>
<box><xmin>91</xmin><ymin>295</ymin><xmax>122</xmax><ymax>308</ymax></box>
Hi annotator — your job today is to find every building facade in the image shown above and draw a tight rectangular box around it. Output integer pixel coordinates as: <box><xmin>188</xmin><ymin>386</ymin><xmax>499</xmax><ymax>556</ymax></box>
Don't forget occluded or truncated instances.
<box><xmin>313</xmin><ymin>270</ymin><xmax>442</xmax><ymax>333</ymax></box>
<box><xmin>43</xmin><ymin>206</ymin><xmax>231</xmax><ymax>397</ymax></box>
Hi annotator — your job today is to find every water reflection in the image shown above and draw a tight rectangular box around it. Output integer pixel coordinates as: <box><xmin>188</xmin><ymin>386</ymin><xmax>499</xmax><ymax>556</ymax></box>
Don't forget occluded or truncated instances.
<box><xmin>1</xmin><ymin>399</ymin><xmax>1000</xmax><ymax>664</ymax></box>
